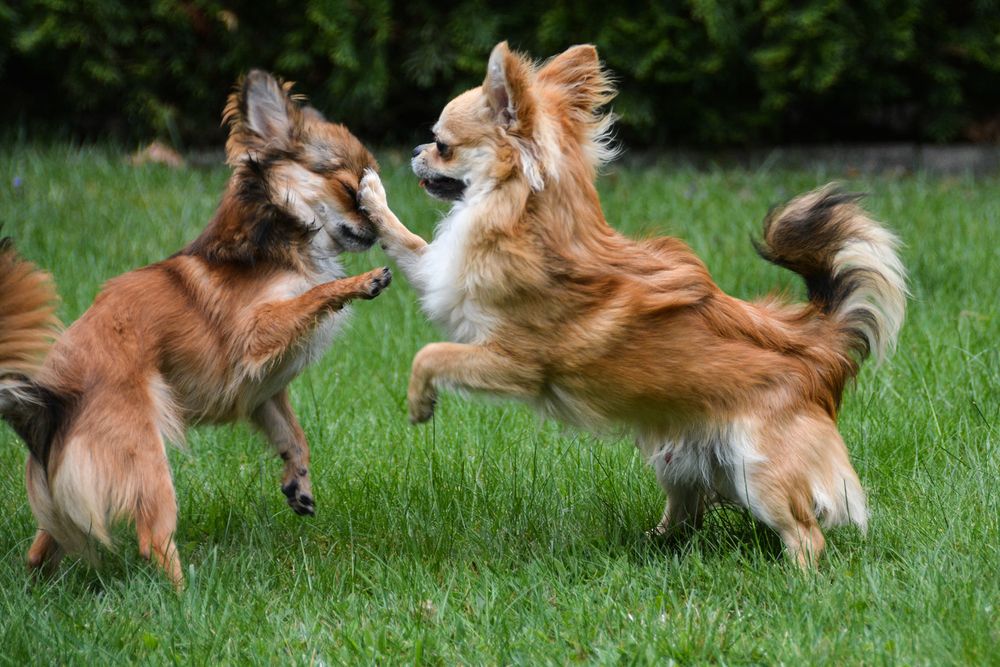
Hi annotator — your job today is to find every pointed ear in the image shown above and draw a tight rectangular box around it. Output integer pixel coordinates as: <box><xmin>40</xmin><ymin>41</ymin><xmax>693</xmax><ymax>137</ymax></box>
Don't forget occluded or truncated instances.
<box><xmin>483</xmin><ymin>42</ymin><xmax>536</xmax><ymax>134</ymax></box>
<box><xmin>243</xmin><ymin>69</ymin><xmax>299</xmax><ymax>140</ymax></box>
<box><xmin>224</xmin><ymin>70</ymin><xmax>301</xmax><ymax>155</ymax></box>
<box><xmin>538</xmin><ymin>44</ymin><xmax>615</xmax><ymax>114</ymax></box>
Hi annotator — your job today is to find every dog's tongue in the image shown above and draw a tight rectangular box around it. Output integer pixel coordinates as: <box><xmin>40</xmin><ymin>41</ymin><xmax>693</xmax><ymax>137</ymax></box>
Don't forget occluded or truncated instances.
<box><xmin>419</xmin><ymin>179</ymin><xmax>427</xmax><ymax>188</ymax></box>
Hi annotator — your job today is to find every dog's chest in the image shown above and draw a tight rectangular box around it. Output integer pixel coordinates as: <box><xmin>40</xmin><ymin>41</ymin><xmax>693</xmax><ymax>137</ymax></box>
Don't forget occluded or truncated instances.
<box><xmin>417</xmin><ymin>211</ymin><xmax>495</xmax><ymax>343</ymax></box>
<box><xmin>241</xmin><ymin>262</ymin><xmax>350</xmax><ymax>405</ymax></box>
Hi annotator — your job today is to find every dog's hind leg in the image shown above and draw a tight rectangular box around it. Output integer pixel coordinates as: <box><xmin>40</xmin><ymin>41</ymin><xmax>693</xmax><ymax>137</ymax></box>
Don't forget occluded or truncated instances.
<box><xmin>24</xmin><ymin>458</ymin><xmax>64</xmax><ymax>573</ymax></box>
<box><xmin>755</xmin><ymin>483</ymin><xmax>826</xmax><ymax>569</ymax></box>
<box><xmin>134</xmin><ymin>435</ymin><xmax>183</xmax><ymax>588</ymax></box>
<box><xmin>251</xmin><ymin>389</ymin><xmax>314</xmax><ymax>516</ymax></box>
<box><xmin>26</xmin><ymin>530</ymin><xmax>63</xmax><ymax>573</ymax></box>
<box><xmin>650</xmin><ymin>482</ymin><xmax>707</xmax><ymax>539</ymax></box>
<box><xmin>740</xmin><ymin>410</ymin><xmax>867</xmax><ymax>568</ymax></box>
<box><xmin>735</xmin><ymin>452</ymin><xmax>827</xmax><ymax>569</ymax></box>
<box><xmin>58</xmin><ymin>391</ymin><xmax>184</xmax><ymax>587</ymax></box>
<box><xmin>644</xmin><ymin>440</ymin><xmax>710</xmax><ymax>538</ymax></box>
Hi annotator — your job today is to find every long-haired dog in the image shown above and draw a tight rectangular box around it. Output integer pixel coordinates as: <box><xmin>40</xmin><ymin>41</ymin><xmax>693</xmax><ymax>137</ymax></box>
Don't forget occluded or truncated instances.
<box><xmin>357</xmin><ymin>42</ymin><xmax>907</xmax><ymax>566</ymax></box>
<box><xmin>0</xmin><ymin>70</ymin><xmax>391</xmax><ymax>586</ymax></box>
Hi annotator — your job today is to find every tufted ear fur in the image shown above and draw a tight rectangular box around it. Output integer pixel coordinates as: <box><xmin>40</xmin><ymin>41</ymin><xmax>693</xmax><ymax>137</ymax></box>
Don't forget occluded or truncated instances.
<box><xmin>223</xmin><ymin>70</ymin><xmax>303</xmax><ymax>163</ymax></box>
<box><xmin>483</xmin><ymin>41</ymin><xmax>536</xmax><ymax>136</ymax></box>
<box><xmin>537</xmin><ymin>44</ymin><xmax>616</xmax><ymax>116</ymax></box>
<box><xmin>537</xmin><ymin>44</ymin><xmax>619</xmax><ymax>171</ymax></box>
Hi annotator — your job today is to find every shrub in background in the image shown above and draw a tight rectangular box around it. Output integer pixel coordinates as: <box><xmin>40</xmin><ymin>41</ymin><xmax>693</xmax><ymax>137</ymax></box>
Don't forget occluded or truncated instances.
<box><xmin>2</xmin><ymin>0</ymin><xmax>998</xmax><ymax>147</ymax></box>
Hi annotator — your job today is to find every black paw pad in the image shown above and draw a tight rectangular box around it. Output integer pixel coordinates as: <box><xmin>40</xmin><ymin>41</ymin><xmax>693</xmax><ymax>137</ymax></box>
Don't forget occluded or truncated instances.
<box><xmin>290</xmin><ymin>494</ymin><xmax>315</xmax><ymax>516</ymax></box>
<box><xmin>367</xmin><ymin>267</ymin><xmax>392</xmax><ymax>297</ymax></box>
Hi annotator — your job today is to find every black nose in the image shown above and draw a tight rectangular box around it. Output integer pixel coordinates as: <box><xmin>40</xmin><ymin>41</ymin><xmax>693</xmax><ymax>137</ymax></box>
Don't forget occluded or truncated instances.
<box><xmin>412</xmin><ymin>145</ymin><xmax>423</xmax><ymax>158</ymax></box>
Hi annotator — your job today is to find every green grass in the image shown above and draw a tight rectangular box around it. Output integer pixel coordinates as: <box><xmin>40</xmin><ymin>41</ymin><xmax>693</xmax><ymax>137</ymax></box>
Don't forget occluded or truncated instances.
<box><xmin>1</xmin><ymin>144</ymin><xmax>997</xmax><ymax>664</ymax></box>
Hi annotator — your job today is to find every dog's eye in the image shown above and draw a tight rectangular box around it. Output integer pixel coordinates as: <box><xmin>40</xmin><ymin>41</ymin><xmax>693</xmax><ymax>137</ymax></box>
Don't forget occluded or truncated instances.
<box><xmin>342</xmin><ymin>183</ymin><xmax>357</xmax><ymax>204</ymax></box>
<box><xmin>435</xmin><ymin>140</ymin><xmax>451</xmax><ymax>158</ymax></box>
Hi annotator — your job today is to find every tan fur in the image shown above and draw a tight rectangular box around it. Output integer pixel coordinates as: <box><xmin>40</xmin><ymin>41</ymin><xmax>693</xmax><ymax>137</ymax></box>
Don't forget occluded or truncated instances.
<box><xmin>1</xmin><ymin>71</ymin><xmax>392</xmax><ymax>587</ymax></box>
<box><xmin>359</xmin><ymin>42</ymin><xmax>907</xmax><ymax>567</ymax></box>
<box><xmin>0</xmin><ymin>239</ymin><xmax>60</xmax><ymax>379</ymax></box>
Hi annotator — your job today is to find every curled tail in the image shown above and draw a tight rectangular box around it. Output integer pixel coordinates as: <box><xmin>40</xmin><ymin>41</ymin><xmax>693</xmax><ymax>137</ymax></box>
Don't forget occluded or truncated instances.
<box><xmin>755</xmin><ymin>184</ymin><xmax>908</xmax><ymax>365</ymax></box>
<box><xmin>0</xmin><ymin>233</ymin><xmax>63</xmax><ymax>465</ymax></box>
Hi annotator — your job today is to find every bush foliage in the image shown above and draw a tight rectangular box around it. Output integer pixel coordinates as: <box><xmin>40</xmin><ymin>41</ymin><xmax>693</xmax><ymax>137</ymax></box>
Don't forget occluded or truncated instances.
<box><xmin>2</xmin><ymin>1</ymin><xmax>999</xmax><ymax>147</ymax></box>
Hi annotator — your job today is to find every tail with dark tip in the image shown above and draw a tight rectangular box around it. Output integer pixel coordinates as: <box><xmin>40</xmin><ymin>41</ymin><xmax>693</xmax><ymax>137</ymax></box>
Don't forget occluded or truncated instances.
<box><xmin>0</xmin><ymin>232</ymin><xmax>63</xmax><ymax>466</ymax></box>
<box><xmin>755</xmin><ymin>184</ymin><xmax>908</xmax><ymax>366</ymax></box>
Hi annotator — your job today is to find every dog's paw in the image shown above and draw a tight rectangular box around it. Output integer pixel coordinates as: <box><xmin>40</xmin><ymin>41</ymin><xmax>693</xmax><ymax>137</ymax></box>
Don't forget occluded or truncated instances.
<box><xmin>281</xmin><ymin>478</ymin><xmax>316</xmax><ymax>516</ymax></box>
<box><xmin>358</xmin><ymin>168</ymin><xmax>388</xmax><ymax>222</ymax></box>
<box><xmin>361</xmin><ymin>266</ymin><xmax>392</xmax><ymax>299</ymax></box>
<box><xmin>644</xmin><ymin>523</ymin><xmax>669</xmax><ymax>540</ymax></box>
<box><xmin>408</xmin><ymin>389</ymin><xmax>437</xmax><ymax>424</ymax></box>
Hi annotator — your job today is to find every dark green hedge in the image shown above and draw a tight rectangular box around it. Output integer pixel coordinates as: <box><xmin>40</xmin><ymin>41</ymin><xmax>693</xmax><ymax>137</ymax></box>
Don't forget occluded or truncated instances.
<box><xmin>3</xmin><ymin>1</ymin><xmax>999</xmax><ymax>147</ymax></box>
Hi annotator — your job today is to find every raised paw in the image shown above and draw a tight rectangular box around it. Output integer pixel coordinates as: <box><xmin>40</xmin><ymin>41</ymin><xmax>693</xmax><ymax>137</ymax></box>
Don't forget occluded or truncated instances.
<box><xmin>408</xmin><ymin>387</ymin><xmax>437</xmax><ymax>424</ymax></box>
<box><xmin>361</xmin><ymin>266</ymin><xmax>392</xmax><ymax>299</ymax></box>
<box><xmin>281</xmin><ymin>478</ymin><xmax>316</xmax><ymax>516</ymax></box>
<box><xmin>358</xmin><ymin>168</ymin><xmax>388</xmax><ymax>223</ymax></box>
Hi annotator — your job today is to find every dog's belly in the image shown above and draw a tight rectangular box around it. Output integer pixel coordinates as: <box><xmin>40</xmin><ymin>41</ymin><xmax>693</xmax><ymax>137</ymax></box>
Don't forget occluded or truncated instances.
<box><xmin>639</xmin><ymin>422</ymin><xmax>765</xmax><ymax>505</ymax></box>
<box><xmin>535</xmin><ymin>384</ymin><xmax>765</xmax><ymax>507</ymax></box>
<box><xmin>534</xmin><ymin>384</ymin><xmax>607</xmax><ymax>429</ymax></box>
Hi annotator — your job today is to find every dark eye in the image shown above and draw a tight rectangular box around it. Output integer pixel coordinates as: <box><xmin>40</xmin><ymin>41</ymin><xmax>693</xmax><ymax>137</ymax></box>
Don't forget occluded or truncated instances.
<box><xmin>342</xmin><ymin>183</ymin><xmax>357</xmax><ymax>203</ymax></box>
<box><xmin>435</xmin><ymin>140</ymin><xmax>451</xmax><ymax>158</ymax></box>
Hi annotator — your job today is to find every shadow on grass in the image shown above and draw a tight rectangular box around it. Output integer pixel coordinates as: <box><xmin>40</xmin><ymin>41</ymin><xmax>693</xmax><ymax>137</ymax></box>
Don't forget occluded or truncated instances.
<box><xmin>624</xmin><ymin>505</ymin><xmax>786</xmax><ymax>567</ymax></box>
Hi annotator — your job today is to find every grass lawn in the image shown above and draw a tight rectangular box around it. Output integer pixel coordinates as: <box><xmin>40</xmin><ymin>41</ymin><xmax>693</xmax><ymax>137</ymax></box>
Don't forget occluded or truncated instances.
<box><xmin>1</xmin><ymin>144</ymin><xmax>997</xmax><ymax>664</ymax></box>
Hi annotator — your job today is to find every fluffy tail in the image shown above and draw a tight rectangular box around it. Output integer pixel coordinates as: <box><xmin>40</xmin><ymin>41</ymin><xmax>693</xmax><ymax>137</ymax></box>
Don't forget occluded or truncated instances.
<box><xmin>0</xmin><ymin>233</ymin><xmax>62</xmax><ymax>465</ymax></box>
<box><xmin>755</xmin><ymin>184</ymin><xmax>908</xmax><ymax>365</ymax></box>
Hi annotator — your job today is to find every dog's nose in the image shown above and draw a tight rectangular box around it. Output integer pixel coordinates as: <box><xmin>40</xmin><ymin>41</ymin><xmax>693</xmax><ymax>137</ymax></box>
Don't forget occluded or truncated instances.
<box><xmin>412</xmin><ymin>145</ymin><xmax>423</xmax><ymax>158</ymax></box>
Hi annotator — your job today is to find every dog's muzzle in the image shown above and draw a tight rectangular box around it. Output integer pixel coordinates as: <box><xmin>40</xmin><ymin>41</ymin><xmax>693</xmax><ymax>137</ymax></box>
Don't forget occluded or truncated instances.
<box><xmin>411</xmin><ymin>150</ymin><xmax>466</xmax><ymax>202</ymax></box>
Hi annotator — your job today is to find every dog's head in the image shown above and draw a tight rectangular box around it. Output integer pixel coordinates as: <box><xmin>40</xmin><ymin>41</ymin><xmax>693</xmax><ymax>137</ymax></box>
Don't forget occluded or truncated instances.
<box><xmin>412</xmin><ymin>42</ymin><xmax>617</xmax><ymax>202</ymax></box>
<box><xmin>224</xmin><ymin>70</ymin><xmax>378</xmax><ymax>252</ymax></box>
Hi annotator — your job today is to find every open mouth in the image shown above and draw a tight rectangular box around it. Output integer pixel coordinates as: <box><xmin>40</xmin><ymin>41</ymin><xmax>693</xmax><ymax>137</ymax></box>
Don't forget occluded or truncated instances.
<box><xmin>419</xmin><ymin>176</ymin><xmax>466</xmax><ymax>201</ymax></box>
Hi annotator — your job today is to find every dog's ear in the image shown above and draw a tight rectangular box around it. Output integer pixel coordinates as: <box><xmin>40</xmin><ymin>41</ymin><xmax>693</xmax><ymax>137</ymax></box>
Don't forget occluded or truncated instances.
<box><xmin>242</xmin><ymin>70</ymin><xmax>298</xmax><ymax>141</ymax></box>
<box><xmin>483</xmin><ymin>42</ymin><xmax>536</xmax><ymax>135</ymax></box>
<box><xmin>224</xmin><ymin>70</ymin><xmax>301</xmax><ymax>160</ymax></box>
<box><xmin>538</xmin><ymin>44</ymin><xmax>615</xmax><ymax>115</ymax></box>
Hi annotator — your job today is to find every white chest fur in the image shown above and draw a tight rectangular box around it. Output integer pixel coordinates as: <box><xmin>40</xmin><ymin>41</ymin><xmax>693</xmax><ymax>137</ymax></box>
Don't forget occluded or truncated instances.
<box><xmin>416</xmin><ymin>204</ymin><xmax>496</xmax><ymax>344</ymax></box>
<box><xmin>242</xmin><ymin>250</ymin><xmax>350</xmax><ymax>404</ymax></box>
<box><xmin>282</xmin><ymin>249</ymin><xmax>349</xmax><ymax>365</ymax></box>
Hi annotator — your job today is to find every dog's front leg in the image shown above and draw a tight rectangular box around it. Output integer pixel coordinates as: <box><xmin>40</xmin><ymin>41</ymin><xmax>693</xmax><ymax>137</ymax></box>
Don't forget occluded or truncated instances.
<box><xmin>358</xmin><ymin>169</ymin><xmax>428</xmax><ymax>291</ymax></box>
<box><xmin>408</xmin><ymin>342</ymin><xmax>543</xmax><ymax>423</ymax></box>
<box><xmin>251</xmin><ymin>389</ymin><xmax>315</xmax><ymax>515</ymax></box>
<box><xmin>243</xmin><ymin>266</ymin><xmax>391</xmax><ymax>368</ymax></box>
